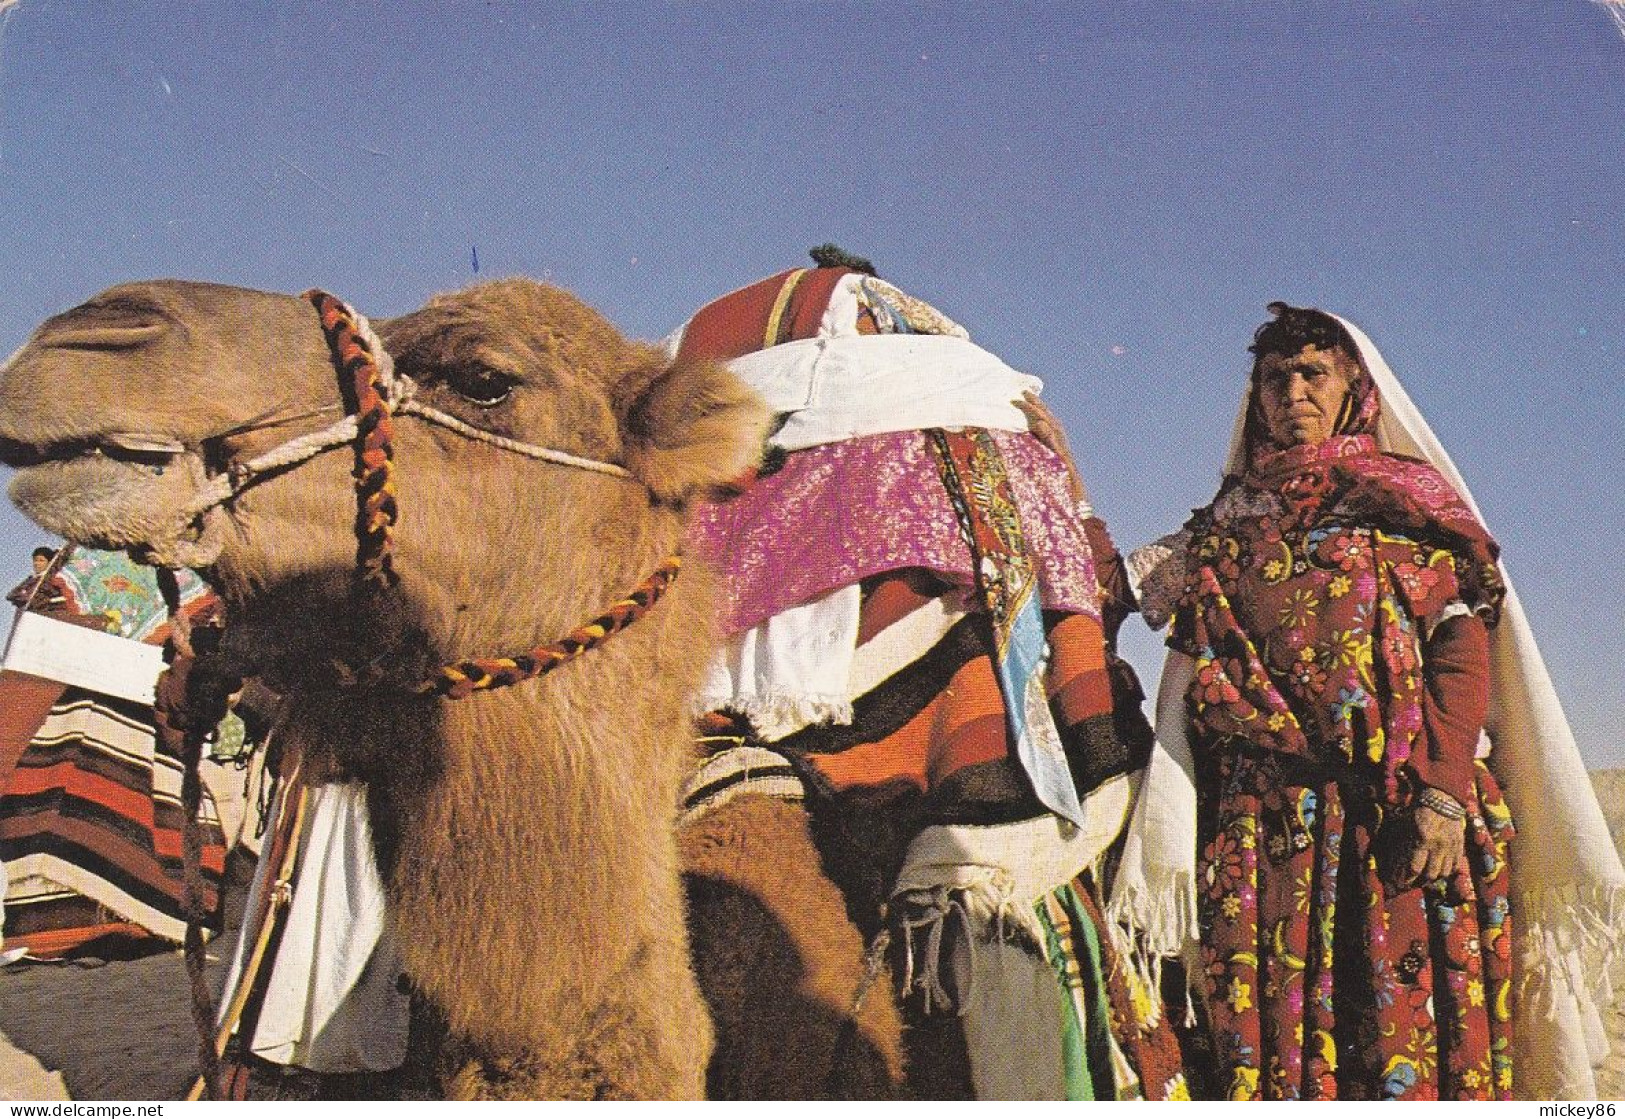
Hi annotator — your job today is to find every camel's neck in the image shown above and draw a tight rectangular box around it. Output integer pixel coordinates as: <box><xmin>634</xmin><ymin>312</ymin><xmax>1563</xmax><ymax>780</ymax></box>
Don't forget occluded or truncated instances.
<box><xmin>266</xmin><ymin>536</ymin><xmax>718</xmax><ymax>855</ymax></box>
<box><xmin>268</xmin><ymin>558</ymin><xmax>717</xmax><ymax>1045</ymax></box>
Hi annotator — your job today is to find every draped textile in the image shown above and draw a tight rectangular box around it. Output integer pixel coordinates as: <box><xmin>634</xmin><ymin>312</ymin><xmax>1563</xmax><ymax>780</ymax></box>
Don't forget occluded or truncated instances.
<box><xmin>928</xmin><ymin>428</ymin><xmax>1086</xmax><ymax>826</ymax></box>
<box><xmin>772</xmin><ymin>571</ymin><xmax>1130</xmax><ymax>838</ymax></box>
<box><xmin>0</xmin><ymin>683</ymin><xmax>228</xmax><ymax>950</ymax></box>
<box><xmin>685</xmin><ymin>429</ymin><xmax>1100</xmax><ymax>639</ymax></box>
<box><xmin>1</xmin><ymin>549</ymin><xmax>236</xmax><ymax>954</ymax></box>
<box><xmin>217</xmin><ymin>776</ymin><xmax>410</xmax><ymax>1073</ymax></box>
<box><xmin>683</xmin><ymin>260</ymin><xmax>1175</xmax><ymax>1097</ymax></box>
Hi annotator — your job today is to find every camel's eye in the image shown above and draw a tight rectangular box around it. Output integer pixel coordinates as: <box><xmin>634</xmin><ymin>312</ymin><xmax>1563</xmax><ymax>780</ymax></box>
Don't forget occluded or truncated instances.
<box><xmin>444</xmin><ymin>365</ymin><xmax>517</xmax><ymax>407</ymax></box>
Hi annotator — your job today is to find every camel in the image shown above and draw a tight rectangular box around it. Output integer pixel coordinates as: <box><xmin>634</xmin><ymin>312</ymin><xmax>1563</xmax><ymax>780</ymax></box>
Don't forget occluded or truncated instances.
<box><xmin>0</xmin><ymin>278</ymin><xmax>913</xmax><ymax>1099</ymax></box>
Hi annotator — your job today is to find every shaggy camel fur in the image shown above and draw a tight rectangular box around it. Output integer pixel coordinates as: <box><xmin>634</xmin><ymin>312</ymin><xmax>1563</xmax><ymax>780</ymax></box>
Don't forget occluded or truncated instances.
<box><xmin>0</xmin><ymin>278</ymin><xmax>774</xmax><ymax>1099</ymax></box>
<box><xmin>679</xmin><ymin>794</ymin><xmax>908</xmax><ymax>1098</ymax></box>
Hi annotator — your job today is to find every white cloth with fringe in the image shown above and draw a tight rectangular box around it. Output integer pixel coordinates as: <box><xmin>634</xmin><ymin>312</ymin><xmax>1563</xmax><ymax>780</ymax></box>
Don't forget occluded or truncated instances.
<box><xmin>889</xmin><ymin>798</ymin><xmax>1134</xmax><ymax>1100</ymax></box>
<box><xmin>1101</xmin><ymin>651</ymin><xmax>1199</xmax><ymax>1015</ymax></box>
<box><xmin>696</xmin><ymin>585</ymin><xmax>860</xmax><ymax>739</ymax></box>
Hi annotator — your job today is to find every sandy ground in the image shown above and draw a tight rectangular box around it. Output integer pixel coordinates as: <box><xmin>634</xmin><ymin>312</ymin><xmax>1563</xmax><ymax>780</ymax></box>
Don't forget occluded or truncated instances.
<box><xmin>0</xmin><ymin>854</ymin><xmax>253</xmax><ymax>1101</ymax></box>
<box><xmin>3</xmin><ymin>776</ymin><xmax>1624</xmax><ymax>1101</ymax></box>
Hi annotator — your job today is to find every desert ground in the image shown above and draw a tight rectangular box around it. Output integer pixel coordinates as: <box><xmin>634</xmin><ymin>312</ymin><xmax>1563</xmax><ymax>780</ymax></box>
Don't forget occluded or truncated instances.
<box><xmin>3</xmin><ymin>774</ymin><xmax>1624</xmax><ymax>1101</ymax></box>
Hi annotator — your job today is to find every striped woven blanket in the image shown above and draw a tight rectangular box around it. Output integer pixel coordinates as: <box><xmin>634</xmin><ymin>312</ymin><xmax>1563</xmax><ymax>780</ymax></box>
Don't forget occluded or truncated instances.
<box><xmin>0</xmin><ymin>676</ymin><xmax>227</xmax><ymax>953</ymax></box>
<box><xmin>742</xmin><ymin>569</ymin><xmax>1133</xmax><ymax>927</ymax></box>
<box><xmin>695</xmin><ymin>569</ymin><xmax>1182</xmax><ymax>1099</ymax></box>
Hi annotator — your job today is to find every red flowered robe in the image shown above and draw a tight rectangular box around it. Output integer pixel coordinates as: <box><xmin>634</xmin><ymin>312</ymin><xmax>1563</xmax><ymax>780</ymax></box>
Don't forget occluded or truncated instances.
<box><xmin>1167</xmin><ymin>435</ymin><xmax>1514</xmax><ymax>1100</ymax></box>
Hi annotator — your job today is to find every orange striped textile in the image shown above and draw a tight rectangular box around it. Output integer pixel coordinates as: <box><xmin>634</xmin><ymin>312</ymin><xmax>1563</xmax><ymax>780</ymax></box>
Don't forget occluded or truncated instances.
<box><xmin>729</xmin><ymin>570</ymin><xmax>1139</xmax><ymax>924</ymax></box>
<box><xmin>675</xmin><ymin>266</ymin><xmax>860</xmax><ymax>362</ymax></box>
<box><xmin>0</xmin><ymin>681</ymin><xmax>227</xmax><ymax>954</ymax></box>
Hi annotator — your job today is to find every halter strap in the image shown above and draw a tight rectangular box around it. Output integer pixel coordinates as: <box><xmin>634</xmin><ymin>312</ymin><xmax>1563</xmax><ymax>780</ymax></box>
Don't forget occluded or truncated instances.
<box><xmin>179</xmin><ymin>289</ymin><xmax>678</xmax><ymax>699</ymax></box>
<box><xmin>177</xmin><ymin>291</ymin><xmax>632</xmax><ymax>531</ymax></box>
<box><xmin>308</xmin><ymin>291</ymin><xmax>401</xmax><ymax>585</ymax></box>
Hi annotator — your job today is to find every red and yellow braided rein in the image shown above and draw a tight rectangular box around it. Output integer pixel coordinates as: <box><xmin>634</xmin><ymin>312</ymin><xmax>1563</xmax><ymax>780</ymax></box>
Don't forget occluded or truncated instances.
<box><xmin>306</xmin><ymin>291</ymin><xmax>400</xmax><ymax>586</ymax></box>
<box><xmin>302</xmin><ymin>289</ymin><xmax>681</xmax><ymax>698</ymax></box>
<box><xmin>417</xmin><ymin>553</ymin><xmax>683</xmax><ymax>698</ymax></box>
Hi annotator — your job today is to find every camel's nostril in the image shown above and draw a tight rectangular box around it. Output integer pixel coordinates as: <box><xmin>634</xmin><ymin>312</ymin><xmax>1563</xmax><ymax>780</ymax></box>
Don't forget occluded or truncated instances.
<box><xmin>39</xmin><ymin>322</ymin><xmax>169</xmax><ymax>351</ymax></box>
<box><xmin>36</xmin><ymin>293</ymin><xmax>174</xmax><ymax>351</ymax></box>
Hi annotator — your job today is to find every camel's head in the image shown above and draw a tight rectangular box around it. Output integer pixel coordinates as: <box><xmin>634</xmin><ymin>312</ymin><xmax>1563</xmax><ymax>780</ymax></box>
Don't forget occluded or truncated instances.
<box><xmin>0</xmin><ymin>278</ymin><xmax>769</xmax><ymax>686</ymax></box>
<box><xmin>0</xmin><ymin>282</ymin><xmax>332</xmax><ymax>569</ymax></box>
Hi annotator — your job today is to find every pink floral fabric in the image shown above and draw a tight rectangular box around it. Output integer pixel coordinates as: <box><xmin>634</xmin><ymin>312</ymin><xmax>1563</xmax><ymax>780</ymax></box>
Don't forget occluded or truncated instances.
<box><xmin>686</xmin><ymin>429</ymin><xmax>1100</xmax><ymax>637</ymax></box>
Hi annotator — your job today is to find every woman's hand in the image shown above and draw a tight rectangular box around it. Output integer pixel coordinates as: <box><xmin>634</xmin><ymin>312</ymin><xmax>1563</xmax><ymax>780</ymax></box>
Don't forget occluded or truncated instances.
<box><xmin>1014</xmin><ymin>391</ymin><xmax>1088</xmax><ymax>505</ymax></box>
<box><xmin>1405</xmin><ymin>803</ymin><xmax>1468</xmax><ymax>887</ymax></box>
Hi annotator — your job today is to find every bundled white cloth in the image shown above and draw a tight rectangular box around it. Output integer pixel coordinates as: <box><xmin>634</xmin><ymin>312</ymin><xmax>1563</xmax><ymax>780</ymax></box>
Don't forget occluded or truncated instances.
<box><xmin>725</xmin><ymin>333</ymin><xmax>1040</xmax><ymax>453</ymax></box>
<box><xmin>665</xmin><ymin>272</ymin><xmax>1040</xmax><ymax>455</ymax></box>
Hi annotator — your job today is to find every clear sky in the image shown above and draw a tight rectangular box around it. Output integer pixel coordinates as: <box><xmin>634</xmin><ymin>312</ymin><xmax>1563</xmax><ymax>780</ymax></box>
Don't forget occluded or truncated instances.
<box><xmin>1</xmin><ymin>2</ymin><xmax>1621</xmax><ymax>763</ymax></box>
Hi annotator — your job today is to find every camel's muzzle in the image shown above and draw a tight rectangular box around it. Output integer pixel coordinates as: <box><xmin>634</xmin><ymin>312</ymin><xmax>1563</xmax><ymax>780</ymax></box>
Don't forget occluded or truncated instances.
<box><xmin>5</xmin><ymin>448</ymin><xmax>226</xmax><ymax>569</ymax></box>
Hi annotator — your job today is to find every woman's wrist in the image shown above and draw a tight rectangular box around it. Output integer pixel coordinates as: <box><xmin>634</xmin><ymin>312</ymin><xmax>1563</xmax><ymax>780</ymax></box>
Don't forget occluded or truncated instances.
<box><xmin>1415</xmin><ymin>785</ymin><xmax>1466</xmax><ymax>821</ymax></box>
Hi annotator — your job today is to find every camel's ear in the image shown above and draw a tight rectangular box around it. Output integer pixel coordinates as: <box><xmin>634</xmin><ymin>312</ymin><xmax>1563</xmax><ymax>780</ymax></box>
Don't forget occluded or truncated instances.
<box><xmin>619</xmin><ymin>350</ymin><xmax>772</xmax><ymax>504</ymax></box>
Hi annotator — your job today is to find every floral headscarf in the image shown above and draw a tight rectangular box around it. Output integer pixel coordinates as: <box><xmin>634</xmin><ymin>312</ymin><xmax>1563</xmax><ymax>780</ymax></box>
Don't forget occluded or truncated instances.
<box><xmin>1225</xmin><ymin>305</ymin><xmax>1504</xmax><ymax>621</ymax></box>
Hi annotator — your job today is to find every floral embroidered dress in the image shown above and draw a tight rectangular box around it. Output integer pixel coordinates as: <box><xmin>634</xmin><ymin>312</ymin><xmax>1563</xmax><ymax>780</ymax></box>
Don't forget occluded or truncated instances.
<box><xmin>1154</xmin><ymin>429</ymin><xmax>1515</xmax><ymax>1100</ymax></box>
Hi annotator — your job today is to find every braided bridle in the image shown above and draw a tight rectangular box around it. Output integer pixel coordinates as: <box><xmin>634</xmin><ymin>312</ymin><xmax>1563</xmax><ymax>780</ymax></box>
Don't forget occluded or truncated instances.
<box><xmin>417</xmin><ymin>554</ymin><xmax>683</xmax><ymax>698</ymax></box>
<box><xmin>305</xmin><ymin>289</ymin><xmax>683</xmax><ymax>694</ymax></box>
<box><xmin>307</xmin><ymin>290</ymin><xmax>401</xmax><ymax>587</ymax></box>
<box><xmin>170</xmin><ymin>288</ymin><xmax>683</xmax><ymax>1097</ymax></box>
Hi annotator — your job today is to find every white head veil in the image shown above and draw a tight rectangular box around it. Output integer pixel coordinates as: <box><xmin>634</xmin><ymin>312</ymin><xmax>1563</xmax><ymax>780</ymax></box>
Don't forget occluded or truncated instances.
<box><xmin>1124</xmin><ymin>308</ymin><xmax>1625</xmax><ymax>1097</ymax></box>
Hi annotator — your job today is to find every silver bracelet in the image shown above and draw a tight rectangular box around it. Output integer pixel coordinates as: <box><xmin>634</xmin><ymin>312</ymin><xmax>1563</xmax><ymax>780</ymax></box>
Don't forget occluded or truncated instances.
<box><xmin>1416</xmin><ymin>787</ymin><xmax>1467</xmax><ymax>821</ymax></box>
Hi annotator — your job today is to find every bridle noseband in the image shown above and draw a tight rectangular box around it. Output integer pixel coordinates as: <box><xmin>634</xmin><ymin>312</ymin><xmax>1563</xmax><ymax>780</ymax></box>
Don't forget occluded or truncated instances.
<box><xmin>184</xmin><ymin>288</ymin><xmax>682</xmax><ymax>697</ymax></box>
<box><xmin>179</xmin><ymin>293</ymin><xmax>633</xmax><ymax>528</ymax></box>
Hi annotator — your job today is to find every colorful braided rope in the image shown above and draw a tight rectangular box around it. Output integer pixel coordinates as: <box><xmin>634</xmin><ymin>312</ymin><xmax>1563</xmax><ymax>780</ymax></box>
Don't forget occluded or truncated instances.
<box><xmin>304</xmin><ymin>290</ymin><xmax>399</xmax><ymax>587</ymax></box>
<box><xmin>302</xmin><ymin>290</ymin><xmax>681</xmax><ymax>700</ymax></box>
<box><xmin>417</xmin><ymin>553</ymin><xmax>683</xmax><ymax>698</ymax></box>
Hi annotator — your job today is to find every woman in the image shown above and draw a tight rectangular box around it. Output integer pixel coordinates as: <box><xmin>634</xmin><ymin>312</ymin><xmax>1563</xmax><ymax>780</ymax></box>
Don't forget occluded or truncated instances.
<box><xmin>1130</xmin><ymin>303</ymin><xmax>1624</xmax><ymax>1099</ymax></box>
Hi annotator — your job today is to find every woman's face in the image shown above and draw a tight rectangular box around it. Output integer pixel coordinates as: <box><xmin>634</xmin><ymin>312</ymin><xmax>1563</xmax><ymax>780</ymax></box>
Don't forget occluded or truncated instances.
<box><xmin>1256</xmin><ymin>344</ymin><xmax>1357</xmax><ymax>448</ymax></box>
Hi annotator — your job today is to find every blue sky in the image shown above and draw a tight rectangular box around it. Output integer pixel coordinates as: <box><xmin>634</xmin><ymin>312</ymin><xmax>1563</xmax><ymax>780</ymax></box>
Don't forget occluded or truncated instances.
<box><xmin>1</xmin><ymin>2</ymin><xmax>1621</xmax><ymax>763</ymax></box>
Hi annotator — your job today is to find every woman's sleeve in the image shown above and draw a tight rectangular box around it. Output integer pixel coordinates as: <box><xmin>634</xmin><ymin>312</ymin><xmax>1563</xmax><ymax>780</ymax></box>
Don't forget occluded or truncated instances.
<box><xmin>1409</xmin><ymin>611</ymin><xmax>1491</xmax><ymax>808</ymax></box>
<box><xmin>1126</xmin><ymin>530</ymin><xmax>1191</xmax><ymax>632</ymax></box>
